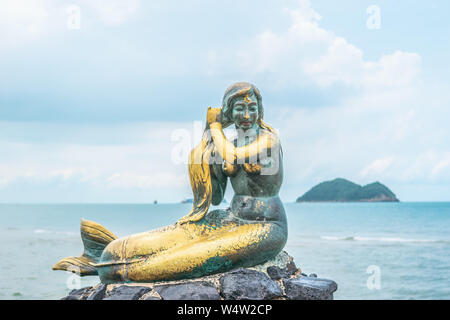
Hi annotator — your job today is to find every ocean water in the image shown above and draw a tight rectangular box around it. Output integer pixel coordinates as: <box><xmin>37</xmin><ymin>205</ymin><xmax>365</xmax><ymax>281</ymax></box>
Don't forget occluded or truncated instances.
<box><xmin>0</xmin><ymin>202</ymin><xmax>449</xmax><ymax>300</ymax></box>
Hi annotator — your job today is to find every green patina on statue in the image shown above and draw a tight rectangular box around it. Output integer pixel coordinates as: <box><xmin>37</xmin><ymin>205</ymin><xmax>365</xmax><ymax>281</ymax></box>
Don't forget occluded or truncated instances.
<box><xmin>53</xmin><ymin>82</ymin><xmax>288</xmax><ymax>283</ymax></box>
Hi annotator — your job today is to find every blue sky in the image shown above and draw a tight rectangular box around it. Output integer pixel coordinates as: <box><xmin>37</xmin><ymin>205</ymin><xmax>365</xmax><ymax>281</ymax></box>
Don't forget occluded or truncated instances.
<box><xmin>0</xmin><ymin>0</ymin><xmax>449</xmax><ymax>202</ymax></box>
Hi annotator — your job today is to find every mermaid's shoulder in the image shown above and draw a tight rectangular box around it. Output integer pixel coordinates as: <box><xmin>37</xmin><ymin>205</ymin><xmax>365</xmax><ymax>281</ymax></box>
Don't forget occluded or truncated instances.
<box><xmin>260</xmin><ymin>127</ymin><xmax>280</xmax><ymax>142</ymax></box>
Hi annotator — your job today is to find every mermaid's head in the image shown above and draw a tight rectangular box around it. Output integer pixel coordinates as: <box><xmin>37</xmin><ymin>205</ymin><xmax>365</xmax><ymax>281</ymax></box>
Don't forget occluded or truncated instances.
<box><xmin>221</xmin><ymin>82</ymin><xmax>264</xmax><ymax>129</ymax></box>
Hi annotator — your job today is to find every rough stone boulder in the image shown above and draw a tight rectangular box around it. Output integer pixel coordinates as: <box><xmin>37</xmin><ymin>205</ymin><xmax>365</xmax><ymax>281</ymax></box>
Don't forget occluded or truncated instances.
<box><xmin>283</xmin><ymin>277</ymin><xmax>338</xmax><ymax>300</ymax></box>
<box><xmin>61</xmin><ymin>251</ymin><xmax>338</xmax><ymax>300</ymax></box>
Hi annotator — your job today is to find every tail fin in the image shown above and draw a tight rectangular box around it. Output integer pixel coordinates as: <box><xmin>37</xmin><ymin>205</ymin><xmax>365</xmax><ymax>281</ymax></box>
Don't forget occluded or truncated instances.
<box><xmin>52</xmin><ymin>219</ymin><xmax>117</xmax><ymax>276</ymax></box>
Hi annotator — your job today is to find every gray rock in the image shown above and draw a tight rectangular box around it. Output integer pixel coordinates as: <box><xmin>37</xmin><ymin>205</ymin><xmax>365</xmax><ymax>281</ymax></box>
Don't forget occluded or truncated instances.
<box><xmin>266</xmin><ymin>261</ymin><xmax>298</xmax><ymax>280</ymax></box>
<box><xmin>139</xmin><ymin>291</ymin><xmax>162</xmax><ymax>300</ymax></box>
<box><xmin>87</xmin><ymin>284</ymin><xmax>107</xmax><ymax>300</ymax></box>
<box><xmin>103</xmin><ymin>285</ymin><xmax>151</xmax><ymax>300</ymax></box>
<box><xmin>220</xmin><ymin>268</ymin><xmax>283</xmax><ymax>300</ymax></box>
<box><xmin>68</xmin><ymin>287</ymin><xmax>91</xmax><ymax>296</ymax></box>
<box><xmin>283</xmin><ymin>276</ymin><xmax>338</xmax><ymax>300</ymax></box>
<box><xmin>61</xmin><ymin>295</ymin><xmax>80</xmax><ymax>300</ymax></box>
<box><xmin>141</xmin><ymin>295</ymin><xmax>162</xmax><ymax>300</ymax></box>
<box><xmin>287</xmin><ymin>261</ymin><xmax>298</xmax><ymax>272</ymax></box>
<box><xmin>61</xmin><ymin>286</ymin><xmax>93</xmax><ymax>300</ymax></box>
<box><xmin>57</xmin><ymin>251</ymin><xmax>338</xmax><ymax>301</ymax></box>
<box><xmin>266</xmin><ymin>267</ymin><xmax>285</xmax><ymax>280</ymax></box>
<box><xmin>249</xmin><ymin>251</ymin><xmax>294</xmax><ymax>274</ymax></box>
<box><xmin>154</xmin><ymin>282</ymin><xmax>220</xmax><ymax>300</ymax></box>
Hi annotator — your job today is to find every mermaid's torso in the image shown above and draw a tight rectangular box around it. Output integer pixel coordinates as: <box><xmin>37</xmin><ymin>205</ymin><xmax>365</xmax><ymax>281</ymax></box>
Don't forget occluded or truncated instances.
<box><xmin>204</xmin><ymin>195</ymin><xmax>287</xmax><ymax>229</ymax></box>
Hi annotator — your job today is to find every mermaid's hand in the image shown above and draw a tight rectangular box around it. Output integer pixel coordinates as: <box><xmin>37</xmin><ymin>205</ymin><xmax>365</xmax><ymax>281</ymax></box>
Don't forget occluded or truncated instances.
<box><xmin>243</xmin><ymin>163</ymin><xmax>262</xmax><ymax>175</ymax></box>
<box><xmin>207</xmin><ymin>107</ymin><xmax>222</xmax><ymax>125</ymax></box>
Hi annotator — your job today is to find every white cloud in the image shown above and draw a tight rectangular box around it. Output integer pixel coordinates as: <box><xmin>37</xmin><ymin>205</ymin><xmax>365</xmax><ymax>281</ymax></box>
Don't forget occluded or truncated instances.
<box><xmin>268</xmin><ymin>75</ymin><xmax>450</xmax><ymax>199</ymax></box>
<box><xmin>210</xmin><ymin>0</ymin><xmax>439</xmax><ymax>200</ymax></box>
<box><xmin>361</xmin><ymin>157</ymin><xmax>394</xmax><ymax>178</ymax></box>
<box><xmin>394</xmin><ymin>151</ymin><xmax>450</xmax><ymax>183</ymax></box>
<box><xmin>0</xmin><ymin>177</ymin><xmax>9</xmax><ymax>188</ymax></box>
<box><xmin>0</xmin><ymin>0</ymin><xmax>52</xmax><ymax>44</ymax></box>
<box><xmin>0</xmin><ymin>165</ymin><xmax>96</xmax><ymax>187</ymax></box>
<box><xmin>222</xmin><ymin>0</ymin><xmax>421</xmax><ymax>92</ymax></box>
<box><xmin>49</xmin><ymin>168</ymin><xmax>99</xmax><ymax>182</ymax></box>
<box><xmin>81</xmin><ymin>0</ymin><xmax>141</xmax><ymax>25</ymax></box>
<box><xmin>0</xmin><ymin>121</ymin><xmax>196</xmax><ymax>201</ymax></box>
<box><xmin>0</xmin><ymin>0</ymin><xmax>141</xmax><ymax>46</ymax></box>
<box><xmin>431</xmin><ymin>153</ymin><xmax>450</xmax><ymax>177</ymax></box>
<box><xmin>107</xmin><ymin>172</ymin><xmax>186</xmax><ymax>189</ymax></box>
<box><xmin>363</xmin><ymin>51</ymin><xmax>422</xmax><ymax>88</ymax></box>
<box><xmin>302</xmin><ymin>37</ymin><xmax>364</xmax><ymax>87</ymax></box>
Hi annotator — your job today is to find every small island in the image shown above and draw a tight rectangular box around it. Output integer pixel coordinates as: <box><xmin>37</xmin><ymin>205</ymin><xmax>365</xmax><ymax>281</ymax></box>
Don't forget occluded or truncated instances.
<box><xmin>296</xmin><ymin>178</ymin><xmax>399</xmax><ymax>202</ymax></box>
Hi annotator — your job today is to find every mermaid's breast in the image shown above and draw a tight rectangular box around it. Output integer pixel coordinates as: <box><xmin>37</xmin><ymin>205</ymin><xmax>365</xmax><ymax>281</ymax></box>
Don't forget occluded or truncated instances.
<box><xmin>222</xmin><ymin>162</ymin><xmax>263</xmax><ymax>177</ymax></box>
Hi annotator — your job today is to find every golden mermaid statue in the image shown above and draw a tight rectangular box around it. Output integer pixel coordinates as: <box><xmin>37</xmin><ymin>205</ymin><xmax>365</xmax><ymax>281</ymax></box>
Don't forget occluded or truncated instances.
<box><xmin>53</xmin><ymin>82</ymin><xmax>288</xmax><ymax>283</ymax></box>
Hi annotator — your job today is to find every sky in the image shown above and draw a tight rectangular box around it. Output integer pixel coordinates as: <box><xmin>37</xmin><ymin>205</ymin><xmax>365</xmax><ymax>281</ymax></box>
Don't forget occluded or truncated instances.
<box><xmin>0</xmin><ymin>0</ymin><xmax>449</xmax><ymax>203</ymax></box>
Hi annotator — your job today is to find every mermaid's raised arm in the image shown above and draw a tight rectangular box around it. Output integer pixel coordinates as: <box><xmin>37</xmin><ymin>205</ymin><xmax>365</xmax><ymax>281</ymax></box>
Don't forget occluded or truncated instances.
<box><xmin>209</xmin><ymin>122</ymin><xmax>279</xmax><ymax>163</ymax></box>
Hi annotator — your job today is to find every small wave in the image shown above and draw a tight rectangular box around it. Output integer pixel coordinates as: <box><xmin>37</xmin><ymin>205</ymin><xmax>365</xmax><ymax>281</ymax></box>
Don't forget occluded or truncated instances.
<box><xmin>355</xmin><ymin>237</ymin><xmax>438</xmax><ymax>243</ymax></box>
<box><xmin>320</xmin><ymin>236</ymin><xmax>355</xmax><ymax>241</ymax></box>
<box><xmin>33</xmin><ymin>229</ymin><xmax>77</xmax><ymax>236</ymax></box>
<box><xmin>320</xmin><ymin>235</ymin><xmax>442</xmax><ymax>243</ymax></box>
<box><xmin>321</xmin><ymin>236</ymin><xmax>343</xmax><ymax>241</ymax></box>
<box><xmin>34</xmin><ymin>229</ymin><xmax>51</xmax><ymax>234</ymax></box>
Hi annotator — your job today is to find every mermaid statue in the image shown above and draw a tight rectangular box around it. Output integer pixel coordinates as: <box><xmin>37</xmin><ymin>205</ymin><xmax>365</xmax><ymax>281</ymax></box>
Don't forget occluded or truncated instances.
<box><xmin>53</xmin><ymin>82</ymin><xmax>288</xmax><ymax>283</ymax></box>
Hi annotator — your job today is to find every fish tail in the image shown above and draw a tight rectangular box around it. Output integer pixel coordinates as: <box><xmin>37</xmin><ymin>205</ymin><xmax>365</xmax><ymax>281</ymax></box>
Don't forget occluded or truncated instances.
<box><xmin>52</xmin><ymin>219</ymin><xmax>117</xmax><ymax>276</ymax></box>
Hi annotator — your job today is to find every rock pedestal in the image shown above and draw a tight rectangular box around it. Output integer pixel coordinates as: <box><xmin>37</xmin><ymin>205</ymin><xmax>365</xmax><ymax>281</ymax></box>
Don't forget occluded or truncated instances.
<box><xmin>61</xmin><ymin>251</ymin><xmax>338</xmax><ymax>300</ymax></box>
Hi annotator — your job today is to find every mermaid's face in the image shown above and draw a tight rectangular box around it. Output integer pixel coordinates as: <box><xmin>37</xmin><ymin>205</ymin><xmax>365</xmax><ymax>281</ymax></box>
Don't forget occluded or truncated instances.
<box><xmin>231</xmin><ymin>93</ymin><xmax>259</xmax><ymax>131</ymax></box>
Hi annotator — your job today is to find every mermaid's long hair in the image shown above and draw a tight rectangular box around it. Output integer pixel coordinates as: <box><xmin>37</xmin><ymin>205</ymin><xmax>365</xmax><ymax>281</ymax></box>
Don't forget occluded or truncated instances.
<box><xmin>177</xmin><ymin>82</ymin><xmax>273</xmax><ymax>224</ymax></box>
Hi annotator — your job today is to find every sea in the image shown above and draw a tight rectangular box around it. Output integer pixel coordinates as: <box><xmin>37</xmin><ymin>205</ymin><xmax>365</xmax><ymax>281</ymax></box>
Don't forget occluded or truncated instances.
<box><xmin>0</xmin><ymin>202</ymin><xmax>449</xmax><ymax>300</ymax></box>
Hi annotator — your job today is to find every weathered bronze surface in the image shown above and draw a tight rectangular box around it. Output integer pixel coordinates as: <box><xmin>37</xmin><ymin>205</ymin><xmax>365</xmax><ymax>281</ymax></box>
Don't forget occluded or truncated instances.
<box><xmin>53</xmin><ymin>82</ymin><xmax>288</xmax><ymax>283</ymax></box>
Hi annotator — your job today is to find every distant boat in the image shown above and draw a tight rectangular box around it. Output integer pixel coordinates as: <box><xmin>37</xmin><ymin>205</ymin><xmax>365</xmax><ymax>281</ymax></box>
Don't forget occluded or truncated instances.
<box><xmin>153</xmin><ymin>200</ymin><xmax>158</xmax><ymax>204</ymax></box>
